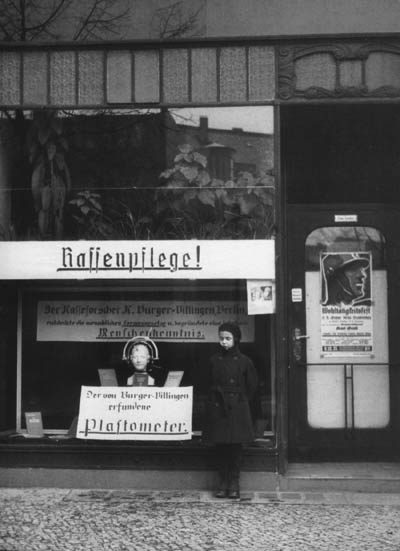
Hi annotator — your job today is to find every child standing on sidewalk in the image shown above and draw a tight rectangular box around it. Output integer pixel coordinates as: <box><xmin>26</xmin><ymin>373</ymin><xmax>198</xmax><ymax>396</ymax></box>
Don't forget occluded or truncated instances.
<box><xmin>203</xmin><ymin>322</ymin><xmax>258</xmax><ymax>499</ymax></box>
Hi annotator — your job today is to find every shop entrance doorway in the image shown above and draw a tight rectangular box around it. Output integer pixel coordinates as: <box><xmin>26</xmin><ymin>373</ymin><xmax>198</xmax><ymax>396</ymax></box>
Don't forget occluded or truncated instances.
<box><xmin>286</xmin><ymin>205</ymin><xmax>400</xmax><ymax>460</ymax></box>
<box><xmin>282</xmin><ymin>104</ymin><xmax>400</xmax><ymax>460</ymax></box>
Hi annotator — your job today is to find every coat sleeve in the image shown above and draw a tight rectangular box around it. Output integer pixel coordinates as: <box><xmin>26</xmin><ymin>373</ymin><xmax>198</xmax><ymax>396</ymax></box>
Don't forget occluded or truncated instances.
<box><xmin>203</xmin><ymin>356</ymin><xmax>216</xmax><ymax>392</ymax></box>
<box><xmin>244</xmin><ymin>357</ymin><xmax>258</xmax><ymax>399</ymax></box>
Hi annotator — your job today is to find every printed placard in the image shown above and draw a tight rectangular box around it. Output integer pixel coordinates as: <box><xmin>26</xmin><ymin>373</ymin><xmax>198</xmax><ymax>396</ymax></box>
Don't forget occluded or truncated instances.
<box><xmin>247</xmin><ymin>279</ymin><xmax>275</xmax><ymax>315</ymax></box>
<box><xmin>320</xmin><ymin>252</ymin><xmax>373</xmax><ymax>356</ymax></box>
<box><xmin>77</xmin><ymin>386</ymin><xmax>193</xmax><ymax>441</ymax></box>
<box><xmin>37</xmin><ymin>300</ymin><xmax>254</xmax><ymax>342</ymax></box>
<box><xmin>291</xmin><ymin>288</ymin><xmax>303</xmax><ymax>303</ymax></box>
<box><xmin>334</xmin><ymin>214</ymin><xmax>358</xmax><ymax>223</ymax></box>
<box><xmin>0</xmin><ymin>240</ymin><xmax>275</xmax><ymax>280</ymax></box>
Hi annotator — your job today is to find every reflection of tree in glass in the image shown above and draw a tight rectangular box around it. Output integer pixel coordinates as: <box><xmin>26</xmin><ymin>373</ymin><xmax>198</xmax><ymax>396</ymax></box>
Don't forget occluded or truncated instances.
<box><xmin>3</xmin><ymin>108</ymin><xmax>275</xmax><ymax>240</ymax></box>
<box><xmin>157</xmin><ymin>144</ymin><xmax>275</xmax><ymax>239</ymax></box>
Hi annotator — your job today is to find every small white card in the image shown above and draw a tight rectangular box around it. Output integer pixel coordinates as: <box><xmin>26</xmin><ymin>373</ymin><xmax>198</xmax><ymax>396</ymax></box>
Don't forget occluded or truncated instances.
<box><xmin>24</xmin><ymin>411</ymin><xmax>44</xmax><ymax>437</ymax></box>
<box><xmin>164</xmin><ymin>371</ymin><xmax>184</xmax><ymax>387</ymax></box>
<box><xmin>98</xmin><ymin>369</ymin><xmax>118</xmax><ymax>386</ymax></box>
<box><xmin>247</xmin><ymin>279</ymin><xmax>275</xmax><ymax>315</ymax></box>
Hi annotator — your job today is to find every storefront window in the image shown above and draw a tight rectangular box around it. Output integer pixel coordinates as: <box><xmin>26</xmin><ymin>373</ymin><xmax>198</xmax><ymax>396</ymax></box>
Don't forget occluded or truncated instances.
<box><xmin>0</xmin><ymin>105</ymin><xmax>275</xmax><ymax>442</ymax></box>
<box><xmin>19</xmin><ymin>281</ymin><xmax>273</xmax><ymax>436</ymax></box>
<box><xmin>0</xmin><ymin>106</ymin><xmax>274</xmax><ymax>241</ymax></box>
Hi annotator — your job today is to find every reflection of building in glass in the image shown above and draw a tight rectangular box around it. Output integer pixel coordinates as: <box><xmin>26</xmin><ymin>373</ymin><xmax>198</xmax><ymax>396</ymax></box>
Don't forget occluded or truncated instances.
<box><xmin>0</xmin><ymin>109</ymin><xmax>275</xmax><ymax>241</ymax></box>
<box><xmin>172</xmin><ymin>116</ymin><xmax>274</xmax><ymax>181</ymax></box>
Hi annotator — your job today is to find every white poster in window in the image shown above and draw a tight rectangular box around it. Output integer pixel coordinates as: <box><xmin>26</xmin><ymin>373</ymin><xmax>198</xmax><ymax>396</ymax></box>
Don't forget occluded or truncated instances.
<box><xmin>320</xmin><ymin>252</ymin><xmax>373</xmax><ymax>356</ymax></box>
<box><xmin>247</xmin><ymin>280</ymin><xmax>275</xmax><ymax>315</ymax></box>
<box><xmin>37</xmin><ymin>300</ymin><xmax>254</xmax><ymax>342</ymax></box>
<box><xmin>77</xmin><ymin>386</ymin><xmax>192</xmax><ymax>441</ymax></box>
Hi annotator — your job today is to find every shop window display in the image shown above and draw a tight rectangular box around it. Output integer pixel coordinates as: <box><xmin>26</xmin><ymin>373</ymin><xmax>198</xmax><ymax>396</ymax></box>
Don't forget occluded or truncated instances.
<box><xmin>18</xmin><ymin>281</ymin><xmax>273</xmax><ymax>436</ymax></box>
<box><xmin>0</xmin><ymin>106</ymin><xmax>275</xmax><ymax>443</ymax></box>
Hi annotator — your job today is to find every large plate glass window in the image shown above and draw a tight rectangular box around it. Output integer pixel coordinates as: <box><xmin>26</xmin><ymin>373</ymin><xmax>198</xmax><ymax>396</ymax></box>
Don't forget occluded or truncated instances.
<box><xmin>0</xmin><ymin>106</ymin><xmax>276</xmax><ymax>445</ymax></box>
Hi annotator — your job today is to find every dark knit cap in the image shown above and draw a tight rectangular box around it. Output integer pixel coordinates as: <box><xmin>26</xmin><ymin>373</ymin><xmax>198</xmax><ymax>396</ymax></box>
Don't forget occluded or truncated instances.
<box><xmin>218</xmin><ymin>322</ymin><xmax>242</xmax><ymax>343</ymax></box>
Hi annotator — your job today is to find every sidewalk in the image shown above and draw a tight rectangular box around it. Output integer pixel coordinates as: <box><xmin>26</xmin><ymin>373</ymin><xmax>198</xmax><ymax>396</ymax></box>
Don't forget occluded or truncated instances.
<box><xmin>1</xmin><ymin>489</ymin><xmax>400</xmax><ymax>551</ymax></box>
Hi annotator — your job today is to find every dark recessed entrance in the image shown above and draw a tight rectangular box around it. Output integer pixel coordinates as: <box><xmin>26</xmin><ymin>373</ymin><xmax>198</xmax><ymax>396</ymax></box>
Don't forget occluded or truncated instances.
<box><xmin>281</xmin><ymin>104</ymin><xmax>400</xmax><ymax>460</ymax></box>
<box><xmin>282</xmin><ymin>103</ymin><xmax>400</xmax><ymax>205</ymax></box>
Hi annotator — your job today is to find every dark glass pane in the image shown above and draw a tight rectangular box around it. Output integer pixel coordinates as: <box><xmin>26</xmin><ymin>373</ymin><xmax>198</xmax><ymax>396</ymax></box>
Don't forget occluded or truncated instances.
<box><xmin>0</xmin><ymin>106</ymin><xmax>275</xmax><ymax>240</ymax></box>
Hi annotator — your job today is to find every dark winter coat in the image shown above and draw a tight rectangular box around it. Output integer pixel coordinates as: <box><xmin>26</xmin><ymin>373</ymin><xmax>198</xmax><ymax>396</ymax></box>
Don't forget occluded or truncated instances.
<box><xmin>202</xmin><ymin>346</ymin><xmax>258</xmax><ymax>444</ymax></box>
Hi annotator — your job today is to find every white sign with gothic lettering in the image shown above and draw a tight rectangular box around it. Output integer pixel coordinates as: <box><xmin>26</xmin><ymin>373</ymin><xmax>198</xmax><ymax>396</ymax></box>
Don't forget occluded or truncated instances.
<box><xmin>0</xmin><ymin>240</ymin><xmax>275</xmax><ymax>280</ymax></box>
<box><xmin>77</xmin><ymin>386</ymin><xmax>193</xmax><ymax>441</ymax></box>
<box><xmin>36</xmin><ymin>300</ymin><xmax>254</xmax><ymax>342</ymax></box>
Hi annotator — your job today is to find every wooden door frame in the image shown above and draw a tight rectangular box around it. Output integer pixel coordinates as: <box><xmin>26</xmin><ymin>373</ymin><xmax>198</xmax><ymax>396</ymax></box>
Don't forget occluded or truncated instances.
<box><xmin>284</xmin><ymin>203</ymin><xmax>400</xmax><ymax>461</ymax></box>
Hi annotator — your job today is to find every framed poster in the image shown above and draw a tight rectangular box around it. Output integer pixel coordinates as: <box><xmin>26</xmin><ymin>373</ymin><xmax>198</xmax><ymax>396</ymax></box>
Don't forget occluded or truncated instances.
<box><xmin>320</xmin><ymin>252</ymin><xmax>373</xmax><ymax>356</ymax></box>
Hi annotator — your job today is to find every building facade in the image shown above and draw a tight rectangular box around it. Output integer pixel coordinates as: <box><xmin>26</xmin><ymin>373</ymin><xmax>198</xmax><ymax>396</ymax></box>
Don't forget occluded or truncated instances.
<box><xmin>0</xmin><ymin>1</ymin><xmax>400</xmax><ymax>488</ymax></box>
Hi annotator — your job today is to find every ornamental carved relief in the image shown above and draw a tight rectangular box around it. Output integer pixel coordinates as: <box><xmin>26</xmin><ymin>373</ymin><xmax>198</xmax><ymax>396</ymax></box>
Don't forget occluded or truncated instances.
<box><xmin>278</xmin><ymin>41</ymin><xmax>400</xmax><ymax>100</ymax></box>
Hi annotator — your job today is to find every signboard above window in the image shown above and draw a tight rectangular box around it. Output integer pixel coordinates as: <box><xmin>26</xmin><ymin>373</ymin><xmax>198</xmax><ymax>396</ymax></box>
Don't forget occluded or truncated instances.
<box><xmin>0</xmin><ymin>240</ymin><xmax>275</xmax><ymax>280</ymax></box>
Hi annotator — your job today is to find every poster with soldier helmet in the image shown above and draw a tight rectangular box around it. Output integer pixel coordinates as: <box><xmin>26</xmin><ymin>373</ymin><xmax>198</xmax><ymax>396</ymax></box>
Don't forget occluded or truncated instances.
<box><xmin>320</xmin><ymin>252</ymin><xmax>373</xmax><ymax>356</ymax></box>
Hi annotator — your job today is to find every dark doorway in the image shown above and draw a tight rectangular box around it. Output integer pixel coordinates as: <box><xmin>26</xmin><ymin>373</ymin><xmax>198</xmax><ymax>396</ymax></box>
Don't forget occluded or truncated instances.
<box><xmin>281</xmin><ymin>104</ymin><xmax>400</xmax><ymax>460</ymax></box>
<box><xmin>282</xmin><ymin>104</ymin><xmax>400</xmax><ymax>204</ymax></box>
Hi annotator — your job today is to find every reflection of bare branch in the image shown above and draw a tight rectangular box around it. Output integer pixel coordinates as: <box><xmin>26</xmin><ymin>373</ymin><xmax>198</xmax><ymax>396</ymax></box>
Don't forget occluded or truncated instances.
<box><xmin>58</xmin><ymin>108</ymin><xmax>161</xmax><ymax>139</ymax></box>
<box><xmin>0</xmin><ymin>0</ymin><xmax>71</xmax><ymax>40</ymax></box>
<box><xmin>0</xmin><ymin>0</ymin><xmax>131</xmax><ymax>41</ymax></box>
<box><xmin>72</xmin><ymin>0</ymin><xmax>130</xmax><ymax>41</ymax></box>
<box><xmin>152</xmin><ymin>0</ymin><xmax>205</xmax><ymax>39</ymax></box>
<box><xmin>24</xmin><ymin>0</ymin><xmax>69</xmax><ymax>39</ymax></box>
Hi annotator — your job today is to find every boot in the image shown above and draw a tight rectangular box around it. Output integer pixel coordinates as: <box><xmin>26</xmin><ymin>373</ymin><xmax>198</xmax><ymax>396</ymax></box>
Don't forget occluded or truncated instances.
<box><xmin>227</xmin><ymin>475</ymin><xmax>240</xmax><ymax>499</ymax></box>
<box><xmin>215</xmin><ymin>468</ymin><xmax>229</xmax><ymax>498</ymax></box>
<box><xmin>227</xmin><ymin>444</ymin><xmax>242</xmax><ymax>499</ymax></box>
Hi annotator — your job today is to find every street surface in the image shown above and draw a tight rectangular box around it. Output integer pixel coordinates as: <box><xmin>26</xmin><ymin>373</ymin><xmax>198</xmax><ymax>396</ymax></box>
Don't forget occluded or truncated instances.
<box><xmin>1</xmin><ymin>489</ymin><xmax>400</xmax><ymax>550</ymax></box>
